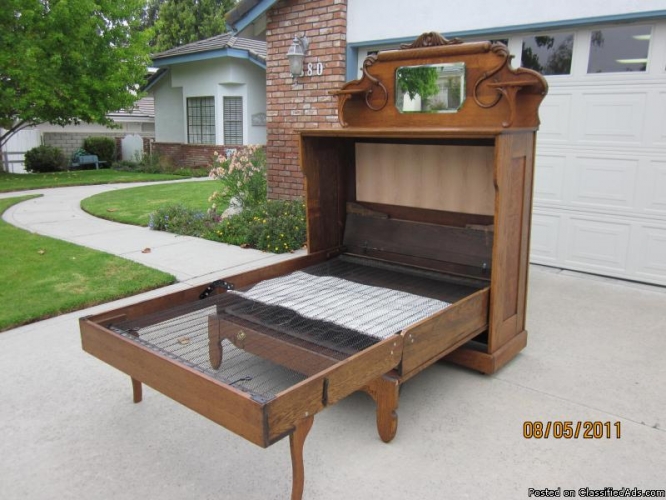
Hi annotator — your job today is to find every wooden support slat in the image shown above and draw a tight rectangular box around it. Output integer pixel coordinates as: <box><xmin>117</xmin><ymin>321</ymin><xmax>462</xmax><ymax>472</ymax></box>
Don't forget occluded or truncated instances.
<box><xmin>208</xmin><ymin>315</ymin><xmax>339</xmax><ymax>376</ymax></box>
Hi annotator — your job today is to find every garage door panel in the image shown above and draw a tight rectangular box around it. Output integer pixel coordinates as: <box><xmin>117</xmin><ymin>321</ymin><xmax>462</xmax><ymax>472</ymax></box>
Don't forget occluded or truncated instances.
<box><xmin>530</xmin><ymin>212</ymin><xmax>563</xmax><ymax>264</ymax></box>
<box><xmin>565</xmin><ymin>217</ymin><xmax>631</xmax><ymax>272</ymax></box>
<box><xmin>571</xmin><ymin>156</ymin><xmax>638</xmax><ymax>210</ymax></box>
<box><xmin>579</xmin><ymin>92</ymin><xmax>646</xmax><ymax>145</ymax></box>
<box><xmin>538</xmin><ymin>94</ymin><xmax>573</xmax><ymax>143</ymax></box>
<box><xmin>649</xmin><ymin>92</ymin><xmax>666</xmax><ymax>146</ymax></box>
<box><xmin>633</xmin><ymin>226</ymin><xmax>666</xmax><ymax>281</ymax></box>
<box><xmin>534</xmin><ymin>154</ymin><xmax>567</xmax><ymax>203</ymax></box>
<box><xmin>644</xmin><ymin>160</ymin><xmax>666</xmax><ymax>215</ymax></box>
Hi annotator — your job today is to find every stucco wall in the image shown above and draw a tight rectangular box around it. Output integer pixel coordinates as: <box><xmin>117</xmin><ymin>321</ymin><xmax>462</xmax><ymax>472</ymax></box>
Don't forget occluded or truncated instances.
<box><xmin>347</xmin><ymin>0</ymin><xmax>666</xmax><ymax>43</ymax></box>
<box><xmin>152</xmin><ymin>76</ymin><xmax>185</xmax><ymax>143</ymax></box>
<box><xmin>153</xmin><ymin>58</ymin><xmax>267</xmax><ymax>146</ymax></box>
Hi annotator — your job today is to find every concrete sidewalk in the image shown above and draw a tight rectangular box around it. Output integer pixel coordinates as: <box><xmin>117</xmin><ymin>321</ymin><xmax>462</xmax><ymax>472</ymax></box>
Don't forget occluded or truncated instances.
<box><xmin>1</xmin><ymin>185</ymin><xmax>665</xmax><ymax>499</ymax></box>
<box><xmin>1</xmin><ymin>182</ymin><xmax>304</xmax><ymax>285</ymax></box>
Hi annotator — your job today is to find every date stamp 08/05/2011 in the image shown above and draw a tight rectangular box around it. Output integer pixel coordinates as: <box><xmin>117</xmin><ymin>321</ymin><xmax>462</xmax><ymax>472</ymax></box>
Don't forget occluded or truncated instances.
<box><xmin>523</xmin><ymin>421</ymin><xmax>622</xmax><ymax>439</ymax></box>
<box><xmin>527</xmin><ymin>487</ymin><xmax>665</xmax><ymax>498</ymax></box>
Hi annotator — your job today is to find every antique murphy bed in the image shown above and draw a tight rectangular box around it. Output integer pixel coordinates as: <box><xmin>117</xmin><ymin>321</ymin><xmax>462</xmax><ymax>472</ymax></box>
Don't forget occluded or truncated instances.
<box><xmin>80</xmin><ymin>33</ymin><xmax>547</xmax><ymax>499</ymax></box>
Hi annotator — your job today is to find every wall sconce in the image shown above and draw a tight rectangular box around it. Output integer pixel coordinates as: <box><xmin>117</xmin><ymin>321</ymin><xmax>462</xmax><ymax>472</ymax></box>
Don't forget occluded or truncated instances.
<box><xmin>286</xmin><ymin>35</ymin><xmax>309</xmax><ymax>82</ymax></box>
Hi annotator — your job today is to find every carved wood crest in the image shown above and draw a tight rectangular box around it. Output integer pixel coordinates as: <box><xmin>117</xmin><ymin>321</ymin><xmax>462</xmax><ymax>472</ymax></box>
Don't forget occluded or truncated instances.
<box><xmin>330</xmin><ymin>32</ymin><xmax>548</xmax><ymax>129</ymax></box>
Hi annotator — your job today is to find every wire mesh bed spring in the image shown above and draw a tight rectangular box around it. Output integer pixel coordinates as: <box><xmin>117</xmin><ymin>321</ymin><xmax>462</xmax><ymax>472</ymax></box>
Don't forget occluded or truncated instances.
<box><xmin>107</xmin><ymin>256</ymin><xmax>479</xmax><ymax>401</ymax></box>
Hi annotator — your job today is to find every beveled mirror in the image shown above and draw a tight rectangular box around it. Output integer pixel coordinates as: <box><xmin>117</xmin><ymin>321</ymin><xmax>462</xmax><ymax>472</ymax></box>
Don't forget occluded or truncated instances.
<box><xmin>395</xmin><ymin>62</ymin><xmax>465</xmax><ymax>113</ymax></box>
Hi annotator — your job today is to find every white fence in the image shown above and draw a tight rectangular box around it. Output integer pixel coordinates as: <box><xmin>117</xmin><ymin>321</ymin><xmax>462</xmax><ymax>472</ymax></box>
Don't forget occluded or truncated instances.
<box><xmin>1</xmin><ymin>128</ymin><xmax>43</xmax><ymax>173</ymax></box>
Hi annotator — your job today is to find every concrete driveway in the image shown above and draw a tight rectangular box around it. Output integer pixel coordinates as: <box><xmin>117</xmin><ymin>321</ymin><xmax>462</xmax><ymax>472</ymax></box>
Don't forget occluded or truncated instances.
<box><xmin>0</xmin><ymin>185</ymin><xmax>664</xmax><ymax>499</ymax></box>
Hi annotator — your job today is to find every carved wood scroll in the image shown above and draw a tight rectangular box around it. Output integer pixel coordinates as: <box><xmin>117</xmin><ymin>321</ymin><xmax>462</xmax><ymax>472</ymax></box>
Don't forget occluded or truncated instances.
<box><xmin>330</xmin><ymin>32</ymin><xmax>548</xmax><ymax>129</ymax></box>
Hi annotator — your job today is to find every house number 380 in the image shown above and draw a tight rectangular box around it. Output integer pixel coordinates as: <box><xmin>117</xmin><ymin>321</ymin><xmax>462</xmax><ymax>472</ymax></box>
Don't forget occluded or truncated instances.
<box><xmin>306</xmin><ymin>62</ymin><xmax>324</xmax><ymax>76</ymax></box>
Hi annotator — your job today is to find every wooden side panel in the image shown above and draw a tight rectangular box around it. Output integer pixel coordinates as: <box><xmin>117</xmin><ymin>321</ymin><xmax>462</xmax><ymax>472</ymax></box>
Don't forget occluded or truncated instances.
<box><xmin>343</xmin><ymin>214</ymin><xmax>493</xmax><ymax>270</ymax></box>
<box><xmin>80</xmin><ymin>319</ymin><xmax>267</xmax><ymax>447</ymax></box>
<box><xmin>265</xmin><ymin>336</ymin><xmax>402</xmax><ymax>443</ymax></box>
<box><xmin>356</xmin><ymin>143</ymin><xmax>495</xmax><ymax>215</ymax></box>
<box><xmin>488</xmin><ymin>133</ymin><xmax>535</xmax><ymax>352</ymax></box>
<box><xmin>400</xmin><ymin>288</ymin><xmax>489</xmax><ymax>375</ymax></box>
<box><xmin>301</xmin><ymin>137</ymin><xmax>353</xmax><ymax>253</ymax></box>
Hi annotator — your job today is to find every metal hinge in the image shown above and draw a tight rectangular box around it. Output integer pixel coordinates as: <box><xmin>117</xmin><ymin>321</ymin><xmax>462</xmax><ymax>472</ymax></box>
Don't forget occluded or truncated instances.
<box><xmin>199</xmin><ymin>279</ymin><xmax>235</xmax><ymax>300</ymax></box>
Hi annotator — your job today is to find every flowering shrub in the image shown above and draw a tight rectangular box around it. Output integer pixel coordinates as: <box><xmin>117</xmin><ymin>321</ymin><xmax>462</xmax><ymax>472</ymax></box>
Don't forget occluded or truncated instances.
<box><xmin>208</xmin><ymin>200</ymin><xmax>306</xmax><ymax>253</ymax></box>
<box><xmin>148</xmin><ymin>146</ymin><xmax>305</xmax><ymax>254</ymax></box>
<box><xmin>208</xmin><ymin>145</ymin><xmax>267</xmax><ymax>211</ymax></box>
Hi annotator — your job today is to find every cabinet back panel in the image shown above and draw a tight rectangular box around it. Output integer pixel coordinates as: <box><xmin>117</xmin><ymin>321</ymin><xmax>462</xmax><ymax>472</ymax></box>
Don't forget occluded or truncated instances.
<box><xmin>355</xmin><ymin>143</ymin><xmax>495</xmax><ymax>216</ymax></box>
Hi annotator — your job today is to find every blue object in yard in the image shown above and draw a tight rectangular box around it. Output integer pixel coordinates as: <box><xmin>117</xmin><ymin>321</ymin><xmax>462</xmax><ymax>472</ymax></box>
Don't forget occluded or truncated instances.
<box><xmin>71</xmin><ymin>155</ymin><xmax>106</xmax><ymax>170</ymax></box>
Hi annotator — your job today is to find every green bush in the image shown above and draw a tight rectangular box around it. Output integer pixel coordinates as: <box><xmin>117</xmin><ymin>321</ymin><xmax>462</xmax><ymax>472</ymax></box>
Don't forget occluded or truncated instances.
<box><xmin>148</xmin><ymin>200</ymin><xmax>306</xmax><ymax>254</ymax></box>
<box><xmin>148</xmin><ymin>204</ymin><xmax>212</xmax><ymax>237</ymax></box>
<box><xmin>110</xmin><ymin>160</ymin><xmax>140</xmax><ymax>171</ymax></box>
<box><xmin>172</xmin><ymin>167</ymin><xmax>210</xmax><ymax>178</ymax></box>
<box><xmin>83</xmin><ymin>136</ymin><xmax>116</xmax><ymax>164</ymax></box>
<box><xmin>24</xmin><ymin>145</ymin><xmax>68</xmax><ymax>173</ymax></box>
<box><xmin>209</xmin><ymin>200</ymin><xmax>306</xmax><ymax>253</ymax></box>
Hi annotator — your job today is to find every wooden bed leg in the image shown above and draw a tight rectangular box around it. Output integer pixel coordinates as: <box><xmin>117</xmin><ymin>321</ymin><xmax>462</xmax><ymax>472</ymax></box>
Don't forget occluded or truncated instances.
<box><xmin>289</xmin><ymin>415</ymin><xmax>314</xmax><ymax>500</ymax></box>
<box><xmin>208</xmin><ymin>315</ymin><xmax>223</xmax><ymax>369</ymax></box>
<box><xmin>364</xmin><ymin>375</ymin><xmax>400</xmax><ymax>443</ymax></box>
<box><xmin>131</xmin><ymin>377</ymin><xmax>142</xmax><ymax>403</ymax></box>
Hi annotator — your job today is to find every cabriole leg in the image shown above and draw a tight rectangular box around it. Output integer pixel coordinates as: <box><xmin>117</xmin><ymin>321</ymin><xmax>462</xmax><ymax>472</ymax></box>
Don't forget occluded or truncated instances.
<box><xmin>364</xmin><ymin>374</ymin><xmax>400</xmax><ymax>443</ymax></box>
<box><xmin>131</xmin><ymin>377</ymin><xmax>142</xmax><ymax>403</ymax></box>
<box><xmin>289</xmin><ymin>415</ymin><xmax>315</xmax><ymax>500</ymax></box>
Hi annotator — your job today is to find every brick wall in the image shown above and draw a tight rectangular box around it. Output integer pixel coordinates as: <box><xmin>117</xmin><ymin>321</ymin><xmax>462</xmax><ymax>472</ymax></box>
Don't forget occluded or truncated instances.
<box><xmin>43</xmin><ymin>131</ymin><xmax>154</xmax><ymax>160</ymax></box>
<box><xmin>266</xmin><ymin>0</ymin><xmax>347</xmax><ymax>199</ymax></box>
<box><xmin>153</xmin><ymin>142</ymin><xmax>226</xmax><ymax>168</ymax></box>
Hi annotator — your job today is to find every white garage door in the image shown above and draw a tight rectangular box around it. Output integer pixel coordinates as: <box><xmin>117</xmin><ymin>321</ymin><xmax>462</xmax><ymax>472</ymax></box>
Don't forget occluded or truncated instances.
<box><xmin>519</xmin><ymin>21</ymin><xmax>666</xmax><ymax>286</ymax></box>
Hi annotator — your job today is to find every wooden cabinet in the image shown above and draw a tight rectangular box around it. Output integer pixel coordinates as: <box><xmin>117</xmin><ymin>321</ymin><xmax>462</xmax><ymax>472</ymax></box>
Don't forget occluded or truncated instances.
<box><xmin>307</xmin><ymin>32</ymin><xmax>547</xmax><ymax>375</ymax></box>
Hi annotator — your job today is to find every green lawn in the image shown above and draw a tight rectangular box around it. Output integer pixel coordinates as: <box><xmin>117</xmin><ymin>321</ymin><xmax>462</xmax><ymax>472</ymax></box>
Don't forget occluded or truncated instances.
<box><xmin>81</xmin><ymin>180</ymin><xmax>219</xmax><ymax>226</ymax></box>
<box><xmin>0</xmin><ymin>196</ymin><xmax>175</xmax><ymax>331</ymax></box>
<box><xmin>0</xmin><ymin>169</ymin><xmax>186</xmax><ymax>193</ymax></box>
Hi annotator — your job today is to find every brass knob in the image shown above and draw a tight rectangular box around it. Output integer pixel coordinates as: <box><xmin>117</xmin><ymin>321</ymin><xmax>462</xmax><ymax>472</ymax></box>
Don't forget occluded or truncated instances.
<box><xmin>236</xmin><ymin>330</ymin><xmax>247</xmax><ymax>347</ymax></box>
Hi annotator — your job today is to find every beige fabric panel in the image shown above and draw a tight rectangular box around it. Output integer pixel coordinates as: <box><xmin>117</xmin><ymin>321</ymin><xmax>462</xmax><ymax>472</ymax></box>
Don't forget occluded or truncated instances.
<box><xmin>355</xmin><ymin>143</ymin><xmax>495</xmax><ymax>215</ymax></box>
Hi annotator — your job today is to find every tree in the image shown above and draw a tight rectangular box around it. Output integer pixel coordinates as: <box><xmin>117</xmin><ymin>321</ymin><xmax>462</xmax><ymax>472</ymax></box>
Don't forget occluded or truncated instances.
<box><xmin>152</xmin><ymin>0</ymin><xmax>236</xmax><ymax>52</ymax></box>
<box><xmin>0</xmin><ymin>0</ymin><xmax>152</xmax><ymax>152</ymax></box>
<box><xmin>396</xmin><ymin>66</ymin><xmax>440</xmax><ymax>110</ymax></box>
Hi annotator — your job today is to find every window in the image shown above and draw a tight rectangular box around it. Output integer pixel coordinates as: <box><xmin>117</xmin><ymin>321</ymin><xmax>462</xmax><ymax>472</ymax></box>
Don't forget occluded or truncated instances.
<box><xmin>187</xmin><ymin>97</ymin><xmax>215</xmax><ymax>144</ymax></box>
<box><xmin>587</xmin><ymin>25</ymin><xmax>651</xmax><ymax>73</ymax></box>
<box><xmin>223</xmin><ymin>96</ymin><xmax>243</xmax><ymax>145</ymax></box>
<box><xmin>521</xmin><ymin>33</ymin><xmax>574</xmax><ymax>75</ymax></box>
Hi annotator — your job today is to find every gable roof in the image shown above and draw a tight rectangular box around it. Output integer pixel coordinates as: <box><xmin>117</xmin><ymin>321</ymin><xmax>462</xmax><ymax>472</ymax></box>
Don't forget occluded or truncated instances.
<box><xmin>226</xmin><ymin>0</ymin><xmax>278</xmax><ymax>33</ymax></box>
<box><xmin>151</xmin><ymin>33</ymin><xmax>267</xmax><ymax>68</ymax></box>
<box><xmin>108</xmin><ymin>97</ymin><xmax>155</xmax><ymax>123</ymax></box>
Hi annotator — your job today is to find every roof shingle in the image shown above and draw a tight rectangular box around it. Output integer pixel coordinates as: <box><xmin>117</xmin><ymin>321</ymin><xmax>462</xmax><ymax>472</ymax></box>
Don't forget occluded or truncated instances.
<box><xmin>152</xmin><ymin>33</ymin><xmax>267</xmax><ymax>62</ymax></box>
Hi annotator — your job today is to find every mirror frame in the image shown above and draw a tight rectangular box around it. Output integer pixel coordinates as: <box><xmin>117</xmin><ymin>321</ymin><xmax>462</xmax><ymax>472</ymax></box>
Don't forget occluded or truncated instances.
<box><xmin>395</xmin><ymin>62</ymin><xmax>466</xmax><ymax>114</ymax></box>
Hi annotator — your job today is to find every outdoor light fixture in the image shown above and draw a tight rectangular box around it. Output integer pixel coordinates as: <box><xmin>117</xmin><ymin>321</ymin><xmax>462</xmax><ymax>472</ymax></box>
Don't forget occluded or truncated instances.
<box><xmin>287</xmin><ymin>35</ymin><xmax>309</xmax><ymax>82</ymax></box>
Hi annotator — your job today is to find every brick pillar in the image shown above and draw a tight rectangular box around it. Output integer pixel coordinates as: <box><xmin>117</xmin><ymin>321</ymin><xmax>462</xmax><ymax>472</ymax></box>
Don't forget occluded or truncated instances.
<box><xmin>266</xmin><ymin>0</ymin><xmax>347</xmax><ymax>199</ymax></box>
